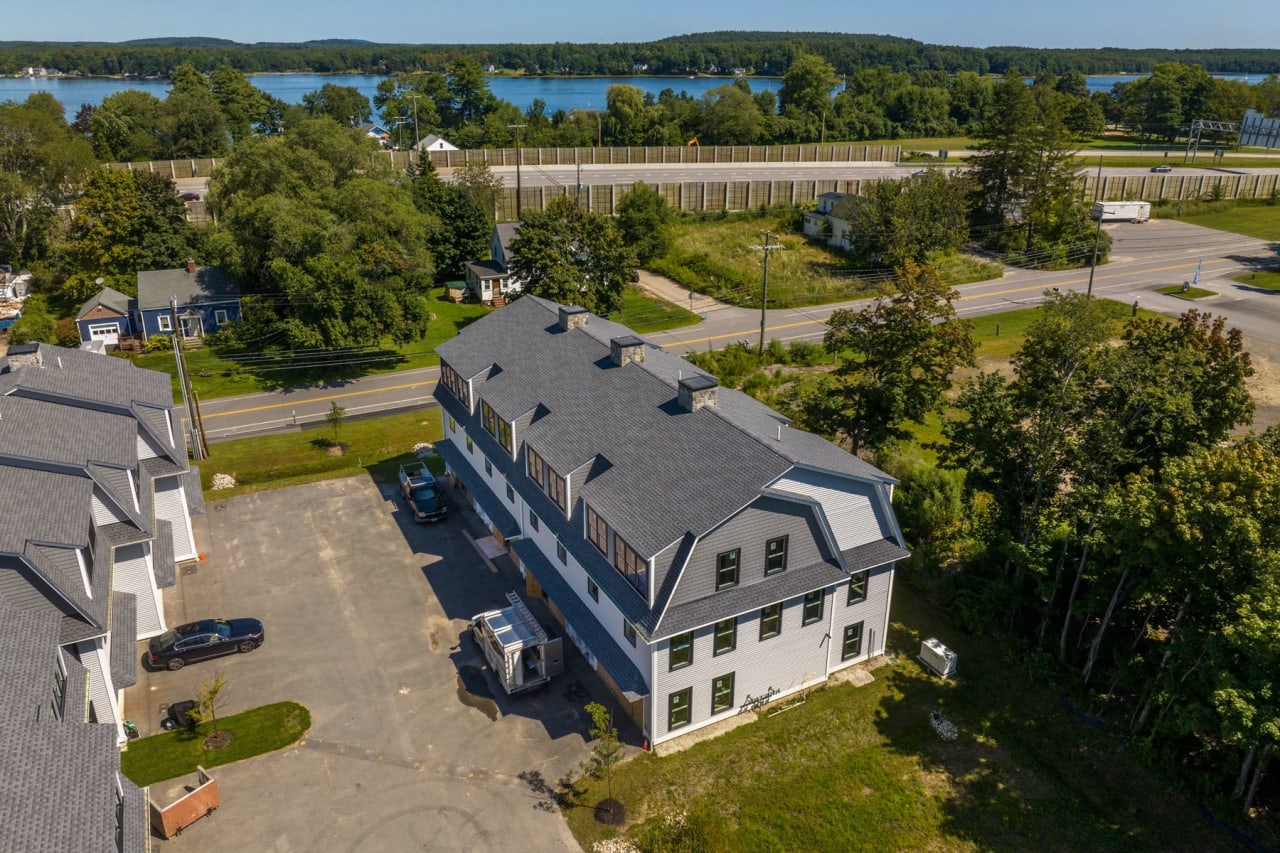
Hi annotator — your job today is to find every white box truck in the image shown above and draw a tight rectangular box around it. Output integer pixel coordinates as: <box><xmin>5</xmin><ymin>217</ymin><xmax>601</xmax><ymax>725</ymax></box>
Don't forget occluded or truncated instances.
<box><xmin>1092</xmin><ymin>201</ymin><xmax>1150</xmax><ymax>223</ymax></box>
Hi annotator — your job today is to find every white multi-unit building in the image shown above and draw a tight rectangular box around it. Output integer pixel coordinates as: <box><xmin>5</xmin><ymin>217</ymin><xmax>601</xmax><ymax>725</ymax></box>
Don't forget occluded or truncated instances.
<box><xmin>434</xmin><ymin>297</ymin><xmax>906</xmax><ymax>747</ymax></box>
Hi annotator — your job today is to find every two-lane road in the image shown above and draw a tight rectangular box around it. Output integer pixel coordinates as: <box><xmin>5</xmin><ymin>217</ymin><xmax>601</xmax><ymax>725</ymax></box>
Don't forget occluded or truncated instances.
<box><xmin>188</xmin><ymin>219</ymin><xmax>1278</xmax><ymax>442</ymax></box>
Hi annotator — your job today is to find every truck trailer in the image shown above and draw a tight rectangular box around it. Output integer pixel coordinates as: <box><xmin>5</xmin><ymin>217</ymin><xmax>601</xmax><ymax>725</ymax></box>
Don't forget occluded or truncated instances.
<box><xmin>1092</xmin><ymin>201</ymin><xmax>1150</xmax><ymax>223</ymax></box>
<box><xmin>470</xmin><ymin>592</ymin><xmax>564</xmax><ymax>695</ymax></box>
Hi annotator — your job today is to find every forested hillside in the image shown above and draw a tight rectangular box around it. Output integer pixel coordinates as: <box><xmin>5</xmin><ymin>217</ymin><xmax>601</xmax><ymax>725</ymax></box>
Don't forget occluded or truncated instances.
<box><xmin>2</xmin><ymin>31</ymin><xmax>1279</xmax><ymax>77</ymax></box>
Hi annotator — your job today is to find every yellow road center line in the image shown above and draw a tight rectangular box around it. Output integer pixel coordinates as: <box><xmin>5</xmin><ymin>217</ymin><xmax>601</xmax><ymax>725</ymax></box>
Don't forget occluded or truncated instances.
<box><xmin>204</xmin><ymin>379</ymin><xmax>437</xmax><ymax>419</ymax></box>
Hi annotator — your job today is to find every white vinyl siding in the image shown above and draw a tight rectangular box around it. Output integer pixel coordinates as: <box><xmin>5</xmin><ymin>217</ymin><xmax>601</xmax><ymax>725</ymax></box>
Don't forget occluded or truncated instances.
<box><xmin>769</xmin><ymin>469</ymin><xmax>892</xmax><ymax>551</ymax></box>
<box><xmin>136</xmin><ymin>430</ymin><xmax>161</xmax><ymax>460</ymax></box>
<box><xmin>76</xmin><ymin>638</ymin><xmax>121</xmax><ymax>736</ymax></box>
<box><xmin>90</xmin><ymin>491</ymin><xmax>128</xmax><ymax>527</ymax></box>
<box><xmin>154</xmin><ymin>477</ymin><xmax>196</xmax><ymax>561</ymax></box>
<box><xmin>111</xmin><ymin>543</ymin><xmax>165</xmax><ymax>638</ymax></box>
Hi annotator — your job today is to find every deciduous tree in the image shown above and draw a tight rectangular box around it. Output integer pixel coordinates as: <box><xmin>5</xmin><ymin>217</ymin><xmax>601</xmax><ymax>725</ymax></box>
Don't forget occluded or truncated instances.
<box><xmin>508</xmin><ymin>197</ymin><xmax>635</xmax><ymax>316</ymax></box>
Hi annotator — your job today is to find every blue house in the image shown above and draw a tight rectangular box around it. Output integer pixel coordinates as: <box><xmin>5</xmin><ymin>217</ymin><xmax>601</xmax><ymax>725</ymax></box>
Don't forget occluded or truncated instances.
<box><xmin>135</xmin><ymin>262</ymin><xmax>242</xmax><ymax>343</ymax></box>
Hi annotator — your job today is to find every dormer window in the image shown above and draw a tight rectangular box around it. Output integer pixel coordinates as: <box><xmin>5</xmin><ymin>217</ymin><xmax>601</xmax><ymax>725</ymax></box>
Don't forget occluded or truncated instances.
<box><xmin>497</xmin><ymin>419</ymin><xmax>512</xmax><ymax>452</ymax></box>
<box><xmin>612</xmin><ymin>532</ymin><xmax>647</xmax><ymax>594</ymax></box>
<box><xmin>440</xmin><ymin>361</ymin><xmax>471</xmax><ymax>409</ymax></box>
<box><xmin>547</xmin><ymin>466</ymin><xmax>566</xmax><ymax>511</ymax></box>
<box><xmin>528</xmin><ymin>447</ymin><xmax>546</xmax><ymax>488</ymax></box>
<box><xmin>482</xmin><ymin>401</ymin><xmax>497</xmax><ymax>436</ymax></box>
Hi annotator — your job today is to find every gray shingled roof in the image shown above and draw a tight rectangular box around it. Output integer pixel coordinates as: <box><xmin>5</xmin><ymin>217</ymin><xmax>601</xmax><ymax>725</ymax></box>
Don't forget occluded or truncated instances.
<box><xmin>437</xmin><ymin>297</ymin><xmax>793</xmax><ymax>557</ymax></box>
<box><xmin>512</xmin><ymin>540</ymin><xmax>647</xmax><ymax>700</ymax></box>
<box><xmin>841</xmin><ymin>538</ymin><xmax>911</xmax><ymax>572</ymax></box>
<box><xmin>436</xmin><ymin>440</ymin><xmax>520</xmax><ymax>538</ymax></box>
<box><xmin>153</xmin><ymin>519</ymin><xmax>176</xmax><ymax>588</ymax></box>
<box><xmin>494</xmin><ymin>222</ymin><xmax>520</xmax><ymax>262</ymax></box>
<box><xmin>76</xmin><ymin>285</ymin><xmax>132</xmax><ymax>319</ymax></box>
<box><xmin>0</xmin><ymin>467</ymin><xmax>92</xmax><ymax>554</ymax></box>
<box><xmin>3</xmin><ymin>343</ymin><xmax>173</xmax><ymax>410</ymax></box>
<box><xmin>136</xmin><ymin>264</ymin><xmax>240</xmax><ymax>310</ymax></box>
<box><xmin>0</xmin><ymin>396</ymin><xmax>137</xmax><ymax>472</ymax></box>
<box><xmin>465</xmin><ymin>260</ymin><xmax>507</xmax><ymax>279</ymax></box>
<box><xmin>0</xmin><ymin>601</ymin><xmax>137</xmax><ymax>851</ymax></box>
<box><xmin>110</xmin><ymin>590</ymin><xmax>137</xmax><ymax>689</ymax></box>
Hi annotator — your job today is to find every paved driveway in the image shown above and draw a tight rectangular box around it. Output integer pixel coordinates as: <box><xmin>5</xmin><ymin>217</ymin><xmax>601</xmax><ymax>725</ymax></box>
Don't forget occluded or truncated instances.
<box><xmin>127</xmin><ymin>477</ymin><xmax>586</xmax><ymax>851</ymax></box>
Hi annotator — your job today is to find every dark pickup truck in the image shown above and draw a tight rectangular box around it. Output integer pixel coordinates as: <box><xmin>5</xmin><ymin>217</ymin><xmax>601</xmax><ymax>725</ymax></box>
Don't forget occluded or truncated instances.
<box><xmin>399</xmin><ymin>462</ymin><xmax>447</xmax><ymax>523</ymax></box>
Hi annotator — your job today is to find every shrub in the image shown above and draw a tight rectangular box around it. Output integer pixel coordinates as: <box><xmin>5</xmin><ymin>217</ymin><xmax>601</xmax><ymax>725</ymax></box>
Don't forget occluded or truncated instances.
<box><xmin>142</xmin><ymin>334</ymin><xmax>172</xmax><ymax>354</ymax></box>
<box><xmin>53</xmin><ymin>318</ymin><xmax>82</xmax><ymax>348</ymax></box>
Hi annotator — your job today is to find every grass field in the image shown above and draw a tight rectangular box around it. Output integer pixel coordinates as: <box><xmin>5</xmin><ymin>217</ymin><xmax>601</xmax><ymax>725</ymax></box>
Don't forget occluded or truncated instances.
<box><xmin>200</xmin><ymin>409</ymin><xmax>444</xmax><ymax>501</ymax></box>
<box><xmin>609</xmin><ymin>286</ymin><xmax>701</xmax><ymax>333</ymax></box>
<box><xmin>1232</xmin><ymin>269</ymin><xmax>1280</xmax><ymax>291</ymax></box>
<box><xmin>564</xmin><ymin>583</ymin><xmax>1231</xmax><ymax>852</ymax></box>
<box><xmin>652</xmin><ymin>213</ymin><xmax>1002</xmax><ymax>309</ymax></box>
<box><xmin>121</xmin><ymin>702</ymin><xmax>311</xmax><ymax>787</ymax></box>
<box><xmin>1154</xmin><ymin>200</ymin><xmax>1280</xmax><ymax>241</ymax></box>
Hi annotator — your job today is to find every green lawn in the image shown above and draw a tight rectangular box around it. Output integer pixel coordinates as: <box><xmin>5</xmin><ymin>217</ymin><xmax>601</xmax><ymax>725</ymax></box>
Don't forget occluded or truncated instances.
<box><xmin>1156</xmin><ymin>284</ymin><xmax>1216</xmax><ymax>299</ymax></box>
<box><xmin>1158</xmin><ymin>201</ymin><xmax>1280</xmax><ymax>241</ymax></box>
<box><xmin>652</xmin><ymin>213</ymin><xmax>1000</xmax><ymax>309</ymax></box>
<box><xmin>201</xmin><ymin>409</ymin><xmax>444</xmax><ymax>501</ymax></box>
<box><xmin>1232</xmin><ymin>269</ymin><xmax>1280</xmax><ymax>291</ymax></box>
<box><xmin>121</xmin><ymin>702</ymin><xmax>311</xmax><ymax>787</ymax></box>
<box><xmin>609</xmin><ymin>286</ymin><xmax>701</xmax><ymax>334</ymax></box>
<box><xmin>565</xmin><ymin>583</ymin><xmax>1229</xmax><ymax>852</ymax></box>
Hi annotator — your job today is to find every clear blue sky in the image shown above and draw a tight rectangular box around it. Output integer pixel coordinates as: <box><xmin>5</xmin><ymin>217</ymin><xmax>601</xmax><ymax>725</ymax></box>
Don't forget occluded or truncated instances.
<box><xmin>8</xmin><ymin>0</ymin><xmax>1278</xmax><ymax>49</ymax></box>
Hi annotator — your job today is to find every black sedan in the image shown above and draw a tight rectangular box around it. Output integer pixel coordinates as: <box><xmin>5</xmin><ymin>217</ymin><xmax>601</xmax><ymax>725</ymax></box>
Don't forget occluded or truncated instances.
<box><xmin>148</xmin><ymin>618</ymin><xmax>265</xmax><ymax>671</ymax></box>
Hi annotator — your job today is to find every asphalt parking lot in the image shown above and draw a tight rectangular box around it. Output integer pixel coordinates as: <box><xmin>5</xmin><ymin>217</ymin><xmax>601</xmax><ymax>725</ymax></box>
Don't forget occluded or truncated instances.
<box><xmin>127</xmin><ymin>476</ymin><xmax>590</xmax><ymax>851</ymax></box>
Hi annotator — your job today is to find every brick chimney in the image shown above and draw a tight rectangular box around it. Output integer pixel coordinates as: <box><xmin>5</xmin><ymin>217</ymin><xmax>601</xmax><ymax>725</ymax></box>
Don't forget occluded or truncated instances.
<box><xmin>186</xmin><ymin>258</ymin><xmax>196</xmax><ymax>274</ymax></box>
<box><xmin>558</xmin><ymin>305</ymin><xmax>588</xmax><ymax>331</ymax></box>
<box><xmin>677</xmin><ymin>375</ymin><xmax>718</xmax><ymax>412</ymax></box>
<box><xmin>609</xmin><ymin>335</ymin><xmax>645</xmax><ymax>367</ymax></box>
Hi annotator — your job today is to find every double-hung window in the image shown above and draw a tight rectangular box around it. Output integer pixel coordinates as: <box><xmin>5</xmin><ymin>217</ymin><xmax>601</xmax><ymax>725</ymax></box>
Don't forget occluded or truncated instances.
<box><xmin>481</xmin><ymin>401</ymin><xmax>497</xmax><ymax>437</ymax></box>
<box><xmin>668</xmin><ymin>688</ymin><xmax>692</xmax><ymax>730</ymax></box>
<box><xmin>760</xmin><ymin>603</ymin><xmax>782</xmax><ymax>639</ymax></box>
<box><xmin>848</xmin><ymin>571</ymin><xmax>869</xmax><ymax>605</ymax></box>
<box><xmin>669</xmin><ymin>632</ymin><xmax>693</xmax><ymax>670</ymax></box>
<box><xmin>712</xmin><ymin>673</ymin><xmax>735</xmax><ymax>714</ymax></box>
<box><xmin>842</xmin><ymin>621</ymin><xmax>864</xmax><ymax>660</ymax></box>
<box><xmin>716</xmin><ymin>549</ymin><xmax>740</xmax><ymax>590</ymax></box>
<box><xmin>713</xmin><ymin>618</ymin><xmax>737</xmax><ymax>655</ymax></box>
<box><xmin>802</xmin><ymin>590</ymin><xmax>824</xmax><ymax>625</ymax></box>
<box><xmin>765</xmin><ymin>536</ymin><xmax>788</xmax><ymax>575</ymax></box>
<box><xmin>157</xmin><ymin>314</ymin><xmax>172</xmax><ymax>332</ymax></box>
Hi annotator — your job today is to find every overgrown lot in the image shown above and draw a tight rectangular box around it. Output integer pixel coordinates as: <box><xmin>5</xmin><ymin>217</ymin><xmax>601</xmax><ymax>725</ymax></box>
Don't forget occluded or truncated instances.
<box><xmin>650</xmin><ymin>210</ymin><xmax>1002</xmax><ymax>309</ymax></box>
<box><xmin>564</xmin><ymin>584</ymin><xmax>1233</xmax><ymax>852</ymax></box>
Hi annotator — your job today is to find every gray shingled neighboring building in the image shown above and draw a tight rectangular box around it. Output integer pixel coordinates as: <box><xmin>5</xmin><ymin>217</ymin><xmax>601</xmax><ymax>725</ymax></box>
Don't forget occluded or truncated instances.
<box><xmin>434</xmin><ymin>297</ymin><xmax>907</xmax><ymax>747</ymax></box>
<box><xmin>0</xmin><ymin>343</ymin><xmax>197</xmax><ymax>850</ymax></box>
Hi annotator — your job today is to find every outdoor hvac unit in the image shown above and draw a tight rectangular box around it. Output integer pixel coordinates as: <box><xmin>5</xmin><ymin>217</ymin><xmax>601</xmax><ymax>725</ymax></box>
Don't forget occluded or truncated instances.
<box><xmin>919</xmin><ymin>637</ymin><xmax>958</xmax><ymax>679</ymax></box>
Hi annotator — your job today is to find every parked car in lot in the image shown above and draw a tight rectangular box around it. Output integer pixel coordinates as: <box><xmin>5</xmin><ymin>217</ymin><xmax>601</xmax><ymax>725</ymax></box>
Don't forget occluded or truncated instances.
<box><xmin>1150</xmin><ymin>164</ymin><xmax>1173</xmax><ymax>173</ymax></box>
<box><xmin>178</xmin><ymin>191</ymin><xmax>201</xmax><ymax>202</ymax></box>
<box><xmin>148</xmin><ymin>618</ymin><xmax>265</xmax><ymax>671</ymax></box>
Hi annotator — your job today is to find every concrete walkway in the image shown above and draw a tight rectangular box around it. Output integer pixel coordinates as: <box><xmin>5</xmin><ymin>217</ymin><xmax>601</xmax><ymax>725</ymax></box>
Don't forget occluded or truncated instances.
<box><xmin>634</xmin><ymin>269</ymin><xmax>733</xmax><ymax>316</ymax></box>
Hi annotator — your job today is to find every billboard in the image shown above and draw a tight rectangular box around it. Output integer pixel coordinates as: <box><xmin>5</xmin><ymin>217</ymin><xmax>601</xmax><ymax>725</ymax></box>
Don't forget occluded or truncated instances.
<box><xmin>1239</xmin><ymin>109</ymin><xmax>1280</xmax><ymax>150</ymax></box>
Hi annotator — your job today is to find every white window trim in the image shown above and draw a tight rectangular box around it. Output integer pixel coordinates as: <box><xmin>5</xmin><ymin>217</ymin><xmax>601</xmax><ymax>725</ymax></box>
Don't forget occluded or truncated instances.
<box><xmin>157</xmin><ymin>314</ymin><xmax>173</xmax><ymax>332</ymax></box>
<box><xmin>214</xmin><ymin>309</ymin><xmax>229</xmax><ymax>324</ymax></box>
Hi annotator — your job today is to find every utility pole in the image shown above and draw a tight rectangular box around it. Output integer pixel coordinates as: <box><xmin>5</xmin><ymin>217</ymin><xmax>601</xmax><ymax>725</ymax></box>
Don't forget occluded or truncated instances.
<box><xmin>1085</xmin><ymin>210</ymin><xmax>1108</xmax><ymax>298</ymax></box>
<box><xmin>170</xmin><ymin>296</ymin><xmax>205</xmax><ymax>460</ymax></box>
<box><xmin>409</xmin><ymin>95</ymin><xmax>421</xmax><ymax>148</ymax></box>
<box><xmin>508</xmin><ymin>123</ymin><xmax>527</xmax><ymax>217</ymax></box>
<box><xmin>749</xmin><ymin>231</ymin><xmax>785</xmax><ymax>355</ymax></box>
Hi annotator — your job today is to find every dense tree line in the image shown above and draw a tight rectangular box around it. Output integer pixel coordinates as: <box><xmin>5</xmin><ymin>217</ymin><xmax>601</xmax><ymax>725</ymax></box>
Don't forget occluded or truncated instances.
<box><xmin>3</xmin><ymin>32</ymin><xmax>1280</xmax><ymax>78</ymax></box>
